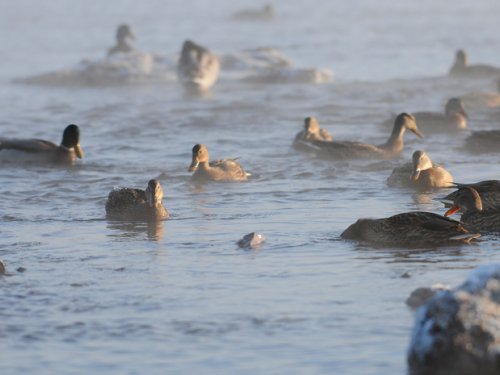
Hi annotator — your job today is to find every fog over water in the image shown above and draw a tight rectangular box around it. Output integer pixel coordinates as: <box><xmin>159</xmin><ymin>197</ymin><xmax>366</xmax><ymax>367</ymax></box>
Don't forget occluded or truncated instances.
<box><xmin>1</xmin><ymin>1</ymin><xmax>500</xmax><ymax>374</ymax></box>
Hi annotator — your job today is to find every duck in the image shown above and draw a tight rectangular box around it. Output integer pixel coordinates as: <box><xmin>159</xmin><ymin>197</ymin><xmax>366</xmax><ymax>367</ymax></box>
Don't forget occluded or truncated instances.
<box><xmin>188</xmin><ymin>144</ymin><xmax>248</xmax><ymax>182</ymax></box>
<box><xmin>231</xmin><ymin>4</ymin><xmax>275</xmax><ymax>21</ymax></box>
<box><xmin>449</xmin><ymin>49</ymin><xmax>500</xmax><ymax>78</ymax></box>
<box><xmin>311</xmin><ymin>113</ymin><xmax>423</xmax><ymax>160</ymax></box>
<box><xmin>108</xmin><ymin>24</ymin><xmax>136</xmax><ymax>56</ymax></box>
<box><xmin>463</xmin><ymin>130</ymin><xmax>500</xmax><ymax>153</ymax></box>
<box><xmin>382</xmin><ymin>98</ymin><xmax>467</xmax><ymax>133</ymax></box>
<box><xmin>341</xmin><ymin>211</ymin><xmax>479</xmax><ymax>247</ymax></box>
<box><xmin>444</xmin><ymin>187</ymin><xmax>500</xmax><ymax>233</ymax></box>
<box><xmin>0</xmin><ymin>124</ymin><xmax>84</xmax><ymax>165</ymax></box>
<box><xmin>442</xmin><ymin>180</ymin><xmax>500</xmax><ymax>211</ymax></box>
<box><xmin>177</xmin><ymin>40</ymin><xmax>220</xmax><ymax>91</ymax></box>
<box><xmin>105</xmin><ymin>179</ymin><xmax>169</xmax><ymax>221</ymax></box>
<box><xmin>293</xmin><ymin>116</ymin><xmax>333</xmax><ymax>152</ymax></box>
<box><xmin>460</xmin><ymin>78</ymin><xmax>500</xmax><ymax>108</ymax></box>
<box><xmin>387</xmin><ymin>150</ymin><xmax>453</xmax><ymax>189</ymax></box>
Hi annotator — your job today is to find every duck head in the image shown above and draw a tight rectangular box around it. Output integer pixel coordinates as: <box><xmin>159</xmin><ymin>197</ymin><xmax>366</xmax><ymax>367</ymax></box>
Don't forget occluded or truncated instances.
<box><xmin>454</xmin><ymin>49</ymin><xmax>468</xmax><ymax>68</ymax></box>
<box><xmin>411</xmin><ymin>150</ymin><xmax>433</xmax><ymax>181</ymax></box>
<box><xmin>189</xmin><ymin>144</ymin><xmax>209</xmax><ymax>172</ymax></box>
<box><xmin>145</xmin><ymin>179</ymin><xmax>164</xmax><ymax>208</ymax></box>
<box><xmin>444</xmin><ymin>187</ymin><xmax>483</xmax><ymax>216</ymax></box>
<box><xmin>304</xmin><ymin>116</ymin><xmax>320</xmax><ymax>136</ymax></box>
<box><xmin>445</xmin><ymin>98</ymin><xmax>467</xmax><ymax>119</ymax></box>
<box><xmin>61</xmin><ymin>124</ymin><xmax>84</xmax><ymax>159</ymax></box>
<box><xmin>395</xmin><ymin>113</ymin><xmax>423</xmax><ymax>138</ymax></box>
<box><xmin>116</xmin><ymin>24</ymin><xmax>135</xmax><ymax>43</ymax></box>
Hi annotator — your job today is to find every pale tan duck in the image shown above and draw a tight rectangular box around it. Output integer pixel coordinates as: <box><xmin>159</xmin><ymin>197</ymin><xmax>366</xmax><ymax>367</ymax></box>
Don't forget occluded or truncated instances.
<box><xmin>387</xmin><ymin>150</ymin><xmax>453</xmax><ymax>189</ymax></box>
<box><xmin>443</xmin><ymin>180</ymin><xmax>500</xmax><ymax>211</ymax></box>
<box><xmin>341</xmin><ymin>211</ymin><xmax>479</xmax><ymax>247</ymax></box>
<box><xmin>105</xmin><ymin>179</ymin><xmax>169</xmax><ymax>221</ymax></box>
<box><xmin>449</xmin><ymin>49</ymin><xmax>500</xmax><ymax>78</ymax></box>
<box><xmin>444</xmin><ymin>187</ymin><xmax>500</xmax><ymax>233</ymax></box>
<box><xmin>108</xmin><ymin>24</ymin><xmax>135</xmax><ymax>56</ymax></box>
<box><xmin>312</xmin><ymin>113</ymin><xmax>423</xmax><ymax>160</ymax></box>
<box><xmin>461</xmin><ymin>78</ymin><xmax>500</xmax><ymax>109</ymax></box>
<box><xmin>293</xmin><ymin>116</ymin><xmax>332</xmax><ymax>152</ymax></box>
<box><xmin>188</xmin><ymin>144</ymin><xmax>248</xmax><ymax>182</ymax></box>
<box><xmin>0</xmin><ymin>124</ymin><xmax>84</xmax><ymax>165</ymax></box>
<box><xmin>177</xmin><ymin>40</ymin><xmax>220</xmax><ymax>91</ymax></box>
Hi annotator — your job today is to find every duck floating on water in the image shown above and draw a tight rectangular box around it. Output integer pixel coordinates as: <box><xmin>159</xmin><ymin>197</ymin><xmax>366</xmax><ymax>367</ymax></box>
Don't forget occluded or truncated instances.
<box><xmin>385</xmin><ymin>98</ymin><xmax>467</xmax><ymax>133</ymax></box>
<box><xmin>105</xmin><ymin>179</ymin><xmax>169</xmax><ymax>221</ymax></box>
<box><xmin>188</xmin><ymin>144</ymin><xmax>249</xmax><ymax>182</ymax></box>
<box><xmin>449</xmin><ymin>49</ymin><xmax>500</xmax><ymax>78</ymax></box>
<box><xmin>177</xmin><ymin>40</ymin><xmax>220</xmax><ymax>91</ymax></box>
<box><xmin>0</xmin><ymin>124</ymin><xmax>84</xmax><ymax>165</ymax></box>
<box><xmin>341</xmin><ymin>211</ymin><xmax>479</xmax><ymax>247</ymax></box>
<box><xmin>442</xmin><ymin>180</ymin><xmax>500</xmax><ymax>211</ymax></box>
<box><xmin>387</xmin><ymin>150</ymin><xmax>453</xmax><ymax>189</ymax></box>
<box><xmin>108</xmin><ymin>24</ymin><xmax>135</xmax><ymax>56</ymax></box>
<box><xmin>311</xmin><ymin>113</ymin><xmax>423</xmax><ymax>160</ymax></box>
<box><xmin>293</xmin><ymin>116</ymin><xmax>333</xmax><ymax>152</ymax></box>
<box><xmin>463</xmin><ymin>130</ymin><xmax>500</xmax><ymax>153</ymax></box>
<box><xmin>460</xmin><ymin>78</ymin><xmax>500</xmax><ymax>108</ymax></box>
<box><xmin>444</xmin><ymin>187</ymin><xmax>500</xmax><ymax>233</ymax></box>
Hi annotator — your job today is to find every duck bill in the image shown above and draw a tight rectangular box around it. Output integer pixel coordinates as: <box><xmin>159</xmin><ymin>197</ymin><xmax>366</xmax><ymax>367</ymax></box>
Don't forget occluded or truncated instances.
<box><xmin>74</xmin><ymin>144</ymin><xmax>84</xmax><ymax>159</ymax></box>
<box><xmin>411</xmin><ymin>128</ymin><xmax>424</xmax><ymax>138</ymax></box>
<box><xmin>188</xmin><ymin>160</ymin><xmax>199</xmax><ymax>172</ymax></box>
<box><xmin>411</xmin><ymin>170</ymin><xmax>421</xmax><ymax>182</ymax></box>
<box><xmin>444</xmin><ymin>205</ymin><xmax>460</xmax><ymax>217</ymax></box>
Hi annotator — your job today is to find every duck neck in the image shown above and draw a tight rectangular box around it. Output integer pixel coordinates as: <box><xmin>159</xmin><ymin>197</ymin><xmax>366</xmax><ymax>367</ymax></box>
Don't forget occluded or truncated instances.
<box><xmin>381</xmin><ymin>123</ymin><xmax>405</xmax><ymax>154</ymax></box>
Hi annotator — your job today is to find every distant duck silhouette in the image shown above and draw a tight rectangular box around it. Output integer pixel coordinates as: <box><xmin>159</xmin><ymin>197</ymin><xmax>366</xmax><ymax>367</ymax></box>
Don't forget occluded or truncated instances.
<box><xmin>188</xmin><ymin>144</ymin><xmax>249</xmax><ymax>182</ymax></box>
<box><xmin>461</xmin><ymin>78</ymin><xmax>500</xmax><ymax>108</ymax></box>
<box><xmin>0</xmin><ymin>124</ymin><xmax>84</xmax><ymax>165</ymax></box>
<box><xmin>293</xmin><ymin>116</ymin><xmax>333</xmax><ymax>152</ymax></box>
<box><xmin>311</xmin><ymin>113</ymin><xmax>423</xmax><ymax>160</ymax></box>
<box><xmin>231</xmin><ymin>4</ymin><xmax>275</xmax><ymax>21</ymax></box>
<box><xmin>387</xmin><ymin>150</ymin><xmax>453</xmax><ymax>189</ymax></box>
<box><xmin>105</xmin><ymin>179</ymin><xmax>169</xmax><ymax>221</ymax></box>
<box><xmin>463</xmin><ymin>130</ymin><xmax>500</xmax><ymax>153</ymax></box>
<box><xmin>341</xmin><ymin>211</ymin><xmax>479</xmax><ymax>247</ymax></box>
<box><xmin>444</xmin><ymin>187</ymin><xmax>500</xmax><ymax>233</ymax></box>
<box><xmin>449</xmin><ymin>49</ymin><xmax>500</xmax><ymax>78</ymax></box>
<box><xmin>108</xmin><ymin>24</ymin><xmax>135</xmax><ymax>56</ymax></box>
<box><xmin>177</xmin><ymin>40</ymin><xmax>220</xmax><ymax>91</ymax></box>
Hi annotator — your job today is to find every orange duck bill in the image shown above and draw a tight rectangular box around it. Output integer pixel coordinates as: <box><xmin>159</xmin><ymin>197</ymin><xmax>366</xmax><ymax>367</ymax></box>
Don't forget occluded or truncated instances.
<box><xmin>444</xmin><ymin>205</ymin><xmax>460</xmax><ymax>217</ymax></box>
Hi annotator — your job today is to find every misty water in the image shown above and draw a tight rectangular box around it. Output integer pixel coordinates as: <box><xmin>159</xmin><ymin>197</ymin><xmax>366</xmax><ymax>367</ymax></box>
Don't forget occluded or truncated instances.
<box><xmin>1</xmin><ymin>1</ymin><xmax>500</xmax><ymax>374</ymax></box>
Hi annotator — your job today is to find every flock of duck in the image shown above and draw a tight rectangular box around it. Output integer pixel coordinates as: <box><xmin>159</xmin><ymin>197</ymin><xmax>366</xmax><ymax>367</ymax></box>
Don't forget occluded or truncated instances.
<box><xmin>2</xmin><ymin>24</ymin><xmax>500</xmax><ymax>251</ymax></box>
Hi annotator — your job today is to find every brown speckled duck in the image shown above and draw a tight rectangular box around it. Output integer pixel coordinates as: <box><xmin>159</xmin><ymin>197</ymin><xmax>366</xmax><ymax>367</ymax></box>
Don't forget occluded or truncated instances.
<box><xmin>188</xmin><ymin>144</ymin><xmax>248</xmax><ymax>182</ymax></box>
<box><xmin>105</xmin><ymin>179</ymin><xmax>169</xmax><ymax>221</ymax></box>
<box><xmin>443</xmin><ymin>180</ymin><xmax>500</xmax><ymax>211</ymax></box>
<box><xmin>293</xmin><ymin>116</ymin><xmax>332</xmax><ymax>152</ymax></box>
<box><xmin>444</xmin><ymin>187</ymin><xmax>500</xmax><ymax>233</ymax></box>
<box><xmin>312</xmin><ymin>113</ymin><xmax>422</xmax><ymax>160</ymax></box>
<box><xmin>449</xmin><ymin>49</ymin><xmax>500</xmax><ymax>78</ymax></box>
<box><xmin>0</xmin><ymin>124</ymin><xmax>84</xmax><ymax>165</ymax></box>
<box><xmin>341</xmin><ymin>211</ymin><xmax>479</xmax><ymax>247</ymax></box>
<box><xmin>387</xmin><ymin>150</ymin><xmax>453</xmax><ymax>189</ymax></box>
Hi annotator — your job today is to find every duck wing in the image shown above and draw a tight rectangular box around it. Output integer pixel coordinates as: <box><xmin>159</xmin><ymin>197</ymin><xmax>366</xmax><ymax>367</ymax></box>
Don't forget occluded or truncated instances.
<box><xmin>0</xmin><ymin>138</ymin><xmax>57</xmax><ymax>153</ymax></box>
<box><xmin>385</xmin><ymin>211</ymin><xmax>464</xmax><ymax>232</ymax></box>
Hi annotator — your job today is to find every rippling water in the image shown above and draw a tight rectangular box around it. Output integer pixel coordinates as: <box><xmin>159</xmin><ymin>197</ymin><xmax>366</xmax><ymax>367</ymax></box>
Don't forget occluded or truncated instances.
<box><xmin>1</xmin><ymin>1</ymin><xmax>500</xmax><ymax>374</ymax></box>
